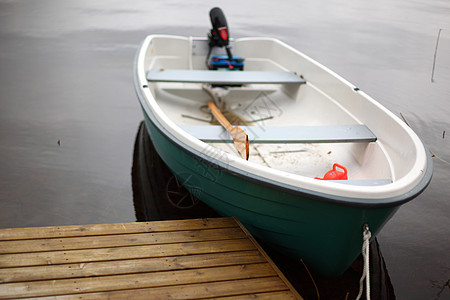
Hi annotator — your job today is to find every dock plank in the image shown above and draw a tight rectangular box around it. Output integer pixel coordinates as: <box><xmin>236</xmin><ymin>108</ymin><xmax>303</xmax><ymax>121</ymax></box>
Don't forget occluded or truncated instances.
<box><xmin>54</xmin><ymin>278</ymin><xmax>294</xmax><ymax>300</ymax></box>
<box><xmin>0</xmin><ymin>217</ymin><xmax>302</xmax><ymax>299</ymax></box>
<box><xmin>0</xmin><ymin>227</ymin><xmax>247</xmax><ymax>254</ymax></box>
<box><xmin>0</xmin><ymin>251</ymin><xmax>266</xmax><ymax>283</ymax></box>
<box><xmin>0</xmin><ymin>239</ymin><xmax>256</xmax><ymax>267</ymax></box>
<box><xmin>0</xmin><ymin>218</ymin><xmax>237</xmax><ymax>241</ymax></box>
<box><xmin>0</xmin><ymin>264</ymin><xmax>277</xmax><ymax>298</ymax></box>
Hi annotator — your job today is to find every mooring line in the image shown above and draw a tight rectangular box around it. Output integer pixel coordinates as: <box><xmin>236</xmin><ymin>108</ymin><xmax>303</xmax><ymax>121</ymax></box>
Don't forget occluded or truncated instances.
<box><xmin>356</xmin><ymin>224</ymin><xmax>372</xmax><ymax>300</ymax></box>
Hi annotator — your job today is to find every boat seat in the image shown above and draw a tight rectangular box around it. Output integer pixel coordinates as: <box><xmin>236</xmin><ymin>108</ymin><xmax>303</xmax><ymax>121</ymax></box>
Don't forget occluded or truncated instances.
<box><xmin>147</xmin><ymin>70</ymin><xmax>306</xmax><ymax>85</ymax></box>
<box><xmin>328</xmin><ymin>179</ymin><xmax>392</xmax><ymax>186</ymax></box>
<box><xmin>179</xmin><ymin>125</ymin><xmax>377</xmax><ymax>143</ymax></box>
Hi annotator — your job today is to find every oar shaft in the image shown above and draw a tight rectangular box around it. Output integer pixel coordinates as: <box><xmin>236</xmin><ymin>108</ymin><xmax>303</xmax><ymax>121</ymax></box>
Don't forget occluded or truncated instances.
<box><xmin>208</xmin><ymin>101</ymin><xmax>233</xmax><ymax>131</ymax></box>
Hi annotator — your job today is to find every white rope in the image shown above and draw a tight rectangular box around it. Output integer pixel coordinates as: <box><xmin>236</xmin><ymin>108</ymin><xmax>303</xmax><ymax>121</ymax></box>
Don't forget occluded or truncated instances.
<box><xmin>356</xmin><ymin>224</ymin><xmax>372</xmax><ymax>300</ymax></box>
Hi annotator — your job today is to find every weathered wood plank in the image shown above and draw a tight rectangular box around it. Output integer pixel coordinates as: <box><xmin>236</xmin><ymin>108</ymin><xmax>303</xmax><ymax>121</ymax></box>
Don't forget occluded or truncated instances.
<box><xmin>214</xmin><ymin>291</ymin><xmax>299</xmax><ymax>300</ymax></box>
<box><xmin>0</xmin><ymin>218</ymin><xmax>237</xmax><ymax>241</ymax></box>
<box><xmin>0</xmin><ymin>227</ymin><xmax>246</xmax><ymax>254</ymax></box>
<box><xmin>234</xmin><ymin>217</ymin><xmax>302</xmax><ymax>299</ymax></box>
<box><xmin>46</xmin><ymin>278</ymin><xmax>294</xmax><ymax>300</ymax></box>
<box><xmin>0</xmin><ymin>217</ymin><xmax>303</xmax><ymax>299</ymax></box>
<box><xmin>0</xmin><ymin>264</ymin><xmax>276</xmax><ymax>298</ymax></box>
<box><xmin>1</xmin><ymin>251</ymin><xmax>266</xmax><ymax>283</ymax></box>
<box><xmin>0</xmin><ymin>239</ymin><xmax>256</xmax><ymax>268</ymax></box>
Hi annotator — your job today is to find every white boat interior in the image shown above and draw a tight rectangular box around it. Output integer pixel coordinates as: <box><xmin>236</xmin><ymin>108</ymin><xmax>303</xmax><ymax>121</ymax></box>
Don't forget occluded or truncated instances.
<box><xmin>136</xmin><ymin>35</ymin><xmax>429</xmax><ymax>199</ymax></box>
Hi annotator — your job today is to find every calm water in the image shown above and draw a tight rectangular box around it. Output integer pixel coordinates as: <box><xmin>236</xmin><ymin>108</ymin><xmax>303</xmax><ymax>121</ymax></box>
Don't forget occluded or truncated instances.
<box><xmin>1</xmin><ymin>0</ymin><xmax>449</xmax><ymax>299</ymax></box>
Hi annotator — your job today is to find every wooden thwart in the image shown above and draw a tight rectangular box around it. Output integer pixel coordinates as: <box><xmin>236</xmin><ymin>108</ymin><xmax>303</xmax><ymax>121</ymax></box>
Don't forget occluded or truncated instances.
<box><xmin>0</xmin><ymin>217</ymin><xmax>302</xmax><ymax>299</ymax></box>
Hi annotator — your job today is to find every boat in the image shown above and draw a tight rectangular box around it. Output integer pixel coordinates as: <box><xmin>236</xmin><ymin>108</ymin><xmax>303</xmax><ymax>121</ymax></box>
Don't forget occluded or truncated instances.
<box><xmin>133</xmin><ymin>7</ymin><xmax>433</xmax><ymax>277</ymax></box>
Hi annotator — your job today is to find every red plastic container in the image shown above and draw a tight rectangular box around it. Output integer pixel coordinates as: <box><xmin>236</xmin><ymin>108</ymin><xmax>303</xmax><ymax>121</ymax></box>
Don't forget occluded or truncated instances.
<box><xmin>315</xmin><ymin>163</ymin><xmax>348</xmax><ymax>180</ymax></box>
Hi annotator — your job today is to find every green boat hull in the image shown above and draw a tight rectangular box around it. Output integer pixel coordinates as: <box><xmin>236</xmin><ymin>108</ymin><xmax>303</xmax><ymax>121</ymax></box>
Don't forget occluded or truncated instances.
<box><xmin>133</xmin><ymin>34</ymin><xmax>433</xmax><ymax>278</ymax></box>
<box><xmin>141</xmin><ymin>113</ymin><xmax>399</xmax><ymax>277</ymax></box>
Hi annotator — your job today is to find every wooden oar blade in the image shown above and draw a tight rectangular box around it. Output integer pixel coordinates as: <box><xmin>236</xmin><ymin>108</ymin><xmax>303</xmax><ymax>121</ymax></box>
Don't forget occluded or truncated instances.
<box><xmin>208</xmin><ymin>101</ymin><xmax>249</xmax><ymax>160</ymax></box>
<box><xmin>231</xmin><ymin>127</ymin><xmax>249</xmax><ymax>160</ymax></box>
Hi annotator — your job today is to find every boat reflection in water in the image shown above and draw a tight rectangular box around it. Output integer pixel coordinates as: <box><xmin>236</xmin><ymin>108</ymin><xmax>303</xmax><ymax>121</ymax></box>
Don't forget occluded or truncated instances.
<box><xmin>131</xmin><ymin>121</ymin><xmax>396</xmax><ymax>299</ymax></box>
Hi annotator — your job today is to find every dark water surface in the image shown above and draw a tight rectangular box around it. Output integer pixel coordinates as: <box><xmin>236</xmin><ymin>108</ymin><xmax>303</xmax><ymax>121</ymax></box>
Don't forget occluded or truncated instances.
<box><xmin>1</xmin><ymin>1</ymin><xmax>449</xmax><ymax>299</ymax></box>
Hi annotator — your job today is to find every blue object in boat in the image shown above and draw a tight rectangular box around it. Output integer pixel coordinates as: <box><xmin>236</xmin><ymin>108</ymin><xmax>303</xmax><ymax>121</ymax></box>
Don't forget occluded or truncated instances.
<box><xmin>209</xmin><ymin>55</ymin><xmax>244</xmax><ymax>70</ymax></box>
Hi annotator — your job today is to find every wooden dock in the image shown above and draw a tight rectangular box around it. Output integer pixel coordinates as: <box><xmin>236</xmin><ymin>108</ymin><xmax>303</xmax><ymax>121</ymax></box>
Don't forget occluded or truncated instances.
<box><xmin>0</xmin><ymin>217</ymin><xmax>302</xmax><ymax>299</ymax></box>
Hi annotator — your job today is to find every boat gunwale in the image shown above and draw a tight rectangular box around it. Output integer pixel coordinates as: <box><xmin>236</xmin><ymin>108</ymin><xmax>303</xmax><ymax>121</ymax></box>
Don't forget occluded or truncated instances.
<box><xmin>133</xmin><ymin>35</ymin><xmax>433</xmax><ymax>209</ymax></box>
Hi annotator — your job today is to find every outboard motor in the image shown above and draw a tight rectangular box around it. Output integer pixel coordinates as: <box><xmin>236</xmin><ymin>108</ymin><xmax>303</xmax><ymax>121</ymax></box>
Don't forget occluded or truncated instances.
<box><xmin>207</xmin><ymin>7</ymin><xmax>244</xmax><ymax>70</ymax></box>
<box><xmin>209</xmin><ymin>7</ymin><xmax>232</xmax><ymax>58</ymax></box>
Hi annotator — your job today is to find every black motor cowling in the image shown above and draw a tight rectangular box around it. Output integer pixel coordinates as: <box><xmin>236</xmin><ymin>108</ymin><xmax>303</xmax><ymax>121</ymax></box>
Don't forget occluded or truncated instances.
<box><xmin>208</xmin><ymin>7</ymin><xmax>230</xmax><ymax>48</ymax></box>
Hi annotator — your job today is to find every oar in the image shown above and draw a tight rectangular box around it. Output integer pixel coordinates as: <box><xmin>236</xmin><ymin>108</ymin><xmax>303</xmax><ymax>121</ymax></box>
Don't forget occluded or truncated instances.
<box><xmin>207</xmin><ymin>101</ymin><xmax>249</xmax><ymax>160</ymax></box>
